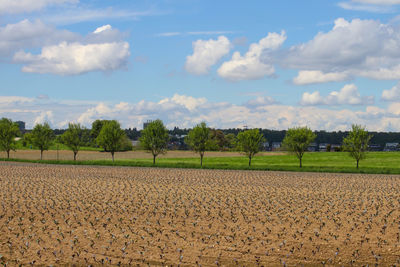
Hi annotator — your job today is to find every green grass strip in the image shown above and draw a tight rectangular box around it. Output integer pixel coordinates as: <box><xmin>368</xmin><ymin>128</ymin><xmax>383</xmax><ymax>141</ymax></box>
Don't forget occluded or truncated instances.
<box><xmin>2</xmin><ymin>151</ymin><xmax>400</xmax><ymax>174</ymax></box>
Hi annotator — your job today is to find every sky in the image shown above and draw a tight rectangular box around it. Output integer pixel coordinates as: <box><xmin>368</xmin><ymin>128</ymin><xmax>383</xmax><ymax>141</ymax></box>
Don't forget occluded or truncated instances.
<box><xmin>3</xmin><ymin>0</ymin><xmax>400</xmax><ymax>131</ymax></box>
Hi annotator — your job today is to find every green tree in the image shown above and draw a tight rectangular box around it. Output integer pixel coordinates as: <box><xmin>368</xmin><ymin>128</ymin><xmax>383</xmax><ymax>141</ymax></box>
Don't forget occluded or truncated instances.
<box><xmin>210</xmin><ymin>129</ymin><xmax>227</xmax><ymax>151</ymax></box>
<box><xmin>282</xmin><ymin>127</ymin><xmax>316</xmax><ymax>168</ymax></box>
<box><xmin>225</xmin><ymin>133</ymin><xmax>236</xmax><ymax>150</ymax></box>
<box><xmin>90</xmin><ymin>119</ymin><xmax>111</xmax><ymax>144</ymax></box>
<box><xmin>61</xmin><ymin>123</ymin><xmax>84</xmax><ymax>161</ymax></box>
<box><xmin>343</xmin><ymin>124</ymin><xmax>372</xmax><ymax>169</ymax></box>
<box><xmin>96</xmin><ymin>120</ymin><xmax>125</xmax><ymax>162</ymax></box>
<box><xmin>185</xmin><ymin>122</ymin><xmax>210</xmax><ymax>167</ymax></box>
<box><xmin>236</xmin><ymin>129</ymin><xmax>265</xmax><ymax>167</ymax></box>
<box><xmin>0</xmin><ymin>118</ymin><xmax>20</xmax><ymax>159</ymax></box>
<box><xmin>30</xmin><ymin>122</ymin><xmax>54</xmax><ymax>160</ymax></box>
<box><xmin>140</xmin><ymin>119</ymin><xmax>169</xmax><ymax>164</ymax></box>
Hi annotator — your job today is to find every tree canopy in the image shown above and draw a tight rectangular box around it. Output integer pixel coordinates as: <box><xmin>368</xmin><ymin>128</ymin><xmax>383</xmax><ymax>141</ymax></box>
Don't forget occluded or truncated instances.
<box><xmin>343</xmin><ymin>124</ymin><xmax>372</xmax><ymax>168</ymax></box>
<box><xmin>0</xmin><ymin>118</ymin><xmax>20</xmax><ymax>159</ymax></box>
<box><xmin>96</xmin><ymin>120</ymin><xmax>126</xmax><ymax>162</ymax></box>
<box><xmin>140</xmin><ymin>119</ymin><xmax>169</xmax><ymax>164</ymax></box>
<box><xmin>61</xmin><ymin>123</ymin><xmax>84</xmax><ymax>161</ymax></box>
<box><xmin>30</xmin><ymin>122</ymin><xmax>54</xmax><ymax>160</ymax></box>
<box><xmin>185</xmin><ymin>122</ymin><xmax>210</xmax><ymax>166</ymax></box>
<box><xmin>282</xmin><ymin>127</ymin><xmax>316</xmax><ymax>168</ymax></box>
<box><xmin>236</xmin><ymin>129</ymin><xmax>265</xmax><ymax>166</ymax></box>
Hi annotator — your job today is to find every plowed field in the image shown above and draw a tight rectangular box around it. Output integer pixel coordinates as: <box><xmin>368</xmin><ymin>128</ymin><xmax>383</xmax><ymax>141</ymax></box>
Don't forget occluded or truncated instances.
<box><xmin>1</xmin><ymin>162</ymin><xmax>399</xmax><ymax>266</ymax></box>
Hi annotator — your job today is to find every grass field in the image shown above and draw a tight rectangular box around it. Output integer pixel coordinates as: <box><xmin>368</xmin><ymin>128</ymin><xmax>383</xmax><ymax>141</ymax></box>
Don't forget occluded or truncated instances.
<box><xmin>2</xmin><ymin>150</ymin><xmax>400</xmax><ymax>174</ymax></box>
<box><xmin>1</xmin><ymin>162</ymin><xmax>399</xmax><ymax>266</ymax></box>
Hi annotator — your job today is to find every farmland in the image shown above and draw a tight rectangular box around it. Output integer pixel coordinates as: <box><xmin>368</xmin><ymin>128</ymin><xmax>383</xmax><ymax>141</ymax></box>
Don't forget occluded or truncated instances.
<box><xmin>1</xmin><ymin>162</ymin><xmax>400</xmax><ymax>265</ymax></box>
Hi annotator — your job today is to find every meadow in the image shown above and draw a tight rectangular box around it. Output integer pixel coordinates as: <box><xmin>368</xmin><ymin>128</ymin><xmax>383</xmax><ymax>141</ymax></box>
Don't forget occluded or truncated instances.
<box><xmin>1</xmin><ymin>162</ymin><xmax>399</xmax><ymax>266</ymax></box>
<box><xmin>3</xmin><ymin>150</ymin><xmax>400</xmax><ymax>174</ymax></box>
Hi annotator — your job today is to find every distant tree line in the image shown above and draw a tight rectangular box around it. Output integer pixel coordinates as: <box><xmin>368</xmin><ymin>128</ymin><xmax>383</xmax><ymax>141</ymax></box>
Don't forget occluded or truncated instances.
<box><xmin>0</xmin><ymin>117</ymin><xmax>385</xmax><ymax>168</ymax></box>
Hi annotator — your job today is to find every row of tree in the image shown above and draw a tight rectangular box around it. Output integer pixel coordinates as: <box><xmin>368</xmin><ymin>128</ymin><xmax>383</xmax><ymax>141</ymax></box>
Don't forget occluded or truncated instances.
<box><xmin>0</xmin><ymin>118</ymin><xmax>372</xmax><ymax>168</ymax></box>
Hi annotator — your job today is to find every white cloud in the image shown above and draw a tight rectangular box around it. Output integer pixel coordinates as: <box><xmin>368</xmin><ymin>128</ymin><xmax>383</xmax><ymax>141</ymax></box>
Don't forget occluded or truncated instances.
<box><xmin>300</xmin><ymin>84</ymin><xmax>374</xmax><ymax>106</ymax></box>
<box><xmin>158</xmin><ymin>94</ymin><xmax>207</xmax><ymax>111</ymax></box>
<box><xmin>156</xmin><ymin>32</ymin><xmax>181</xmax><ymax>37</ymax></box>
<box><xmin>218</xmin><ymin>31</ymin><xmax>286</xmax><ymax>81</ymax></box>
<box><xmin>93</xmin><ymin>25</ymin><xmax>112</xmax><ymax>34</ymax></box>
<box><xmin>33</xmin><ymin>111</ymin><xmax>54</xmax><ymax>126</ymax></box>
<box><xmin>283</xmin><ymin>18</ymin><xmax>400</xmax><ymax>82</ymax></box>
<box><xmin>3</xmin><ymin>93</ymin><xmax>400</xmax><ymax>131</ymax></box>
<box><xmin>293</xmin><ymin>70</ymin><xmax>349</xmax><ymax>85</ymax></box>
<box><xmin>44</xmin><ymin>8</ymin><xmax>162</xmax><ymax>25</ymax></box>
<box><xmin>0</xmin><ymin>96</ymin><xmax>34</xmax><ymax>104</ymax></box>
<box><xmin>382</xmin><ymin>82</ymin><xmax>400</xmax><ymax>101</ymax></box>
<box><xmin>0</xmin><ymin>0</ymin><xmax>78</xmax><ymax>14</ymax></box>
<box><xmin>245</xmin><ymin>96</ymin><xmax>277</xmax><ymax>108</ymax></box>
<box><xmin>185</xmin><ymin>36</ymin><xmax>231</xmax><ymax>75</ymax></box>
<box><xmin>14</xmin><ymin>41</ymin><xmax>130</xmax><ymax>75</ymax></box>
<box><xmin>0</xmin><ymin>19</ymin><xmax>79</xmax><ymax>57</ymax></box>
<box><xmin>338</xmin><ymin>2</ymin><xmax>395</xmax><ymax>12</ymax></box>
<box><xmin>352</xmin><ymin>0</ymin><xmax>400</xmax><ymax>4</ymax></box>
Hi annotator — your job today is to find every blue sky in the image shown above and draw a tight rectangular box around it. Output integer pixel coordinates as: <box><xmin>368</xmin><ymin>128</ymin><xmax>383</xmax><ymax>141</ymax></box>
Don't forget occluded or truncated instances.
<box><xmin>2</xmin><ymin>0</ymin><xmax>400</xmax><ymax>130</ymax></box>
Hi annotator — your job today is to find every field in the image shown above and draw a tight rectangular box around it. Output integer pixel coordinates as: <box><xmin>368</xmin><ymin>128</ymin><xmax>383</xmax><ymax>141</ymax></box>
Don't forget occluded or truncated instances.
<box><xmin>1</xmin><ymin>162</ymin><xmax>400</xmax><ymax>266</ymax></box>
<box><xmin>3</xmin><ymin>150</ymin><xmax>400</xmax><ymax>174</ymax></box>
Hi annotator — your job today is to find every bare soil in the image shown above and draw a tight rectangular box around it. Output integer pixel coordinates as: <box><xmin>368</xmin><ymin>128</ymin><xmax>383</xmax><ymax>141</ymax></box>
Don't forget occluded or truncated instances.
<box><xmin>0</xmin><ymin>162</ymin><xmax>399</xmax><ymax>266</ymax></box>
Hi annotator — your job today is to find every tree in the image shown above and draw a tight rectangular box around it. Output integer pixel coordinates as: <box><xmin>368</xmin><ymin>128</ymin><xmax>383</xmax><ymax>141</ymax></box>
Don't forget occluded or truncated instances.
<box><xmin>282</xmin><ymin>127</ymin><xmax>316</xmax><ymax>168</ymax></box>
<box><xmin>343</xmin><ymin>124</ymin><xmax>372</xmax><ymax>169</ymax></box>
<box><xmin>0</xmin><ymin>118</ymin><xmax>20</xmax><ymax>159</ymax></box>
<box><xmin>90</xmin><ymin>119</ymin><xmax>111</xmax><ymax>145</ymax></box>
<box><xmin>225</xmin><ymin>133</ymin><xmax>236</xmax><ymax>150</ymax></box>
<box><xmin>236</xmin><ymin>129</ymin><xmax>265</xmax><ymax>167</ymax></box>
<box><xmin>185</xmin><ymin>122</ymin><xmax>210</xmax><ymax>167</ymax></box>
<box><xmin>210</xmin><ymin>129</ymin><xmax>227</xmax><ymax>151</ymax></box>
<box><xmin>96</xmin><ymin>120</ymin><xmax>125</xmax><ymax>162</ymax></box>
<box><xmin>30</xmin><ymin>123</ymin><xmax>54</xmax><ymax>160</ymax></box>
<box><xmin>140</xmin><ymin>119</ymin><xmax>169</xmax><ymax>164</ymax></box>
<box><xmin>61</xmin><ymin>123</ymin><xmax>84</xmax><ymax>161</ymax></box>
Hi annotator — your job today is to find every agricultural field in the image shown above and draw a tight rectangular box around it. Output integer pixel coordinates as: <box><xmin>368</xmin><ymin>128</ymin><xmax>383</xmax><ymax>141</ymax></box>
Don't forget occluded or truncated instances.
<box><xmin>1</xmin><ymin>162</ymin><xmax>400</xmax><ymax>265</ymax></box>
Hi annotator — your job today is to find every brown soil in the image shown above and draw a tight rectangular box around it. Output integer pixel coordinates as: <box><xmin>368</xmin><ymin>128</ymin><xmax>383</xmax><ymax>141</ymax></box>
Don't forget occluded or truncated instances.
<box><xmin>0</xmin><ymin>162</ymin><xmax>399</xmax><ymax>266</ymax></box>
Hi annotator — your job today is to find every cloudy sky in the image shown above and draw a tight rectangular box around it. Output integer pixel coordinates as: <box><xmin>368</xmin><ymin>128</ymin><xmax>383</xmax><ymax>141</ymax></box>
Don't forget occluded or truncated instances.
<box><xmin>3</xmin><ymin>0</ymin><xmax>400</xmax><ymax>131</ymax></box>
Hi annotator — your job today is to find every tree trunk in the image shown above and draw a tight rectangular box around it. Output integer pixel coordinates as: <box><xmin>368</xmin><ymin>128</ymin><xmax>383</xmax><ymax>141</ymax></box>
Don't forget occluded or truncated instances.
<box><xmin>200</xmin><ymin>154</ymin><xmax>203</xmax><ymax>167</ymax></box>
<box><xmin>74</xmin><ymin>151</ymin><xmax>77</xmax><ymax>161</ymax></box>
<box><xmin>7</xmin><ymin>150</ymin><xmax>10</xmax><ymax>159</ymax></box>
<box><xmin>248</xmin><ymin>156</ymin><xmax>252</xmax><ymax>167</ymax></box>
<box><xmin>111</xmin><ymin>151</ymin><xmax>115</xmax><ymax>162</ymax></box>
<box><xmin>357</xmin><ymin>159</ymin><xmax>359</xmax><ymax>169</ymax></box>
<box><xmin>153</xmin><ymin>154</ymin><xmax>156</xmax><ymax>165</ymax></box>
<box><xmin>299</xmin><ymin>157</ymin><xmax>302</xmax><ymax>168</ymax></box>
<box><xmin>40</xmin><ymin>150</ymin><xmax>43</xmax><ymax>160</ymax></box>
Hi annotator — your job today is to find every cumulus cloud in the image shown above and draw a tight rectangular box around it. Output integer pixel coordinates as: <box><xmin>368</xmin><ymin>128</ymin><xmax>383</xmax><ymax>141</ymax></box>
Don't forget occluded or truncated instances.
<box><xmin>3</xmin><ymin>21</ymin><xmax>130</xmax><ymax>75</ymax></box>
<box><xmin>283</xmin><ymin>18</ymin><xmax>400</xmax><ymax>83</ymax></box>
<box><xmin>293</xmin><ymin>70</ymin><xmax>350</xmax><ymax>85</ymax></box>
<box><xmin>185</xmin><ymin>36</ymin><xmax>231</xmax><ymax>75</ymax></box>
<box><xmin>218</xmin><ymin>31</ymin><xmax>286</xmax><ymax>81</ymax></box>
<box><xmin>0</xmin><ymin>0</ymin><xmax>78</xmax><ymax>14</ymax></box>
<box><xmin>158</xmin><ymin>94</ymin><xmax>207</xmax><ymax>111</ymax></box>
<box><xmin>14</xmin><ymin>41</ymin><xmax>130</xmax><ymax>75</ymax></box>
<box><xmin>33</xmin><ymin>110</ymin><xmax>54</xmax><ymax>126</ymax></box>
<box><xmin>300</xmin><ymin>84</ymin><xmax>374</xmax><ymax>106</ymax></box>
<box><xmin>382</xmin><ymin>82</ymin><xmax>400</xmax><ymax>101</ymax></box>
<box><xmin>4</xmin><ymin>93</ymin><xmax>400</xmax><ymax>131</ymax></box>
